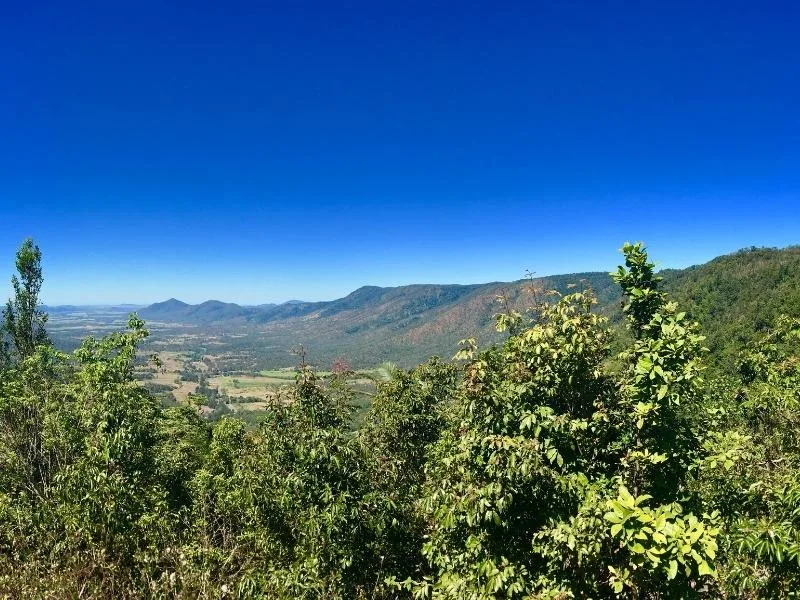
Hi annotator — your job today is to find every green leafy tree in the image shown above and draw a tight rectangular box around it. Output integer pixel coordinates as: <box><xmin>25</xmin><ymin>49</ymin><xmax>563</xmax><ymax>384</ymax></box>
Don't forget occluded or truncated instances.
<box><xmin>184</xmin><ymin>369</ymin><xmax>400</xmax><ymax>598</ymax></box>
<box><xmin>410</xmin><ymin>243</ymin><xmax>719</xmax><ymax>599</ymax></box>
<box><xmin>611</xmin><ymin>242</ymin><xmax>707</xmax><ymax>503</ymax></box>
<box><xmin>0</xmin><ymin>316</ymin><xmax>190</xmax><ymax>596</ymax></box>
<box><xmin>360</xmin><ymin>357</ymin><xmax>460</xmax><ymax>584</ymax></box>
<box><xmin>2</xmin><ymin>239</ymin><xmax>50</xmax><ymax>362</ymax></box>
<box><xmin>414</xmin><ymin>290</ymin><xmax>615</xmax><ymax>598</ymax></box>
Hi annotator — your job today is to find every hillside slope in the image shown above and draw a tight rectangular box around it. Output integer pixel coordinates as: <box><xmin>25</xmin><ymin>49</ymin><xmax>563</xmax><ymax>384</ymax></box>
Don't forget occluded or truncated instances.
<box><xmin>662</xmin><ymin>246</ymin><xmax>800</xmax><ymax>369</ymax></box>
<box><xmin>139</xmin><ymin>273</ymin><xmax>618</xmax><ymax>366</ymax></box>
<box><xmin>134</xmin><ymin>246</ymin><xmax>800</xmax><ymax>368</ymax></box>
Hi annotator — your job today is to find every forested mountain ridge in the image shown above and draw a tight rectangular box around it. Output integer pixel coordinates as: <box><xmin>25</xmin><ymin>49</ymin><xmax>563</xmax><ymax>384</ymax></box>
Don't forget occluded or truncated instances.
<box><xmin>141</xmin><ymin>283</ymin><xmax>494</xmax><ymax>324</ymax></box>
<box><xmin>661</xmin><ymin>246</ymin><xmax>800</xmax><ymax>368</ymax></box>
<box><xmin>133</xmin><ymin>247</ymin><xmax>800</xmax><ymax>369</ymax></box>
<box><xmin>136</xmin><ymin>273</ymin><xmax>618</xmax><ymax>367</ymax></box>
<box><xmin>139</xmin><ymin>276</ymin><xmax>617</xmax><ymax>325</ymax></box>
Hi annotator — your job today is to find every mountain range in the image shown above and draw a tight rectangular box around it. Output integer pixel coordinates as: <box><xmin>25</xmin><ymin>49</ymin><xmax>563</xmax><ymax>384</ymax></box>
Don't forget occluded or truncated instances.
<box><xmin>45</xmin><ymin>247</ymin><xmax>800</xmax><ymax>370</ymax></box>
<box><xmin>132</xmin><ymin>246</ymin><xmax>800</xmax><ymax>369</ymax></box>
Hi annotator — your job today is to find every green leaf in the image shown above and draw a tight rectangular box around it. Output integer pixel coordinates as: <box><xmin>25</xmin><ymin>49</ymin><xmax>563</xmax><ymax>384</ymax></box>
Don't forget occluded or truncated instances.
<box><xmin>667</xmin><ymin>560</ymin><xmax>678</xmax><ymax>580</ymax></box>
<box><xmin>698</xmin><ymin>560</ymin><xmax>714</xmax><ymax>577</ymax></box>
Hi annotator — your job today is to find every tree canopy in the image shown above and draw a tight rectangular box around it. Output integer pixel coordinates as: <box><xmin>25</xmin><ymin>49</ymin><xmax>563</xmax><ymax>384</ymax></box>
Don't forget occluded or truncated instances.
<box><xmin>2</xmin><ymin>238</ymin><xmax>49</xmax><ymax>364</ymax></box>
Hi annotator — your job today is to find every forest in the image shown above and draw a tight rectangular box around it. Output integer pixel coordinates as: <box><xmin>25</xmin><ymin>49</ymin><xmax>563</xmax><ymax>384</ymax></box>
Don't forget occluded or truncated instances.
<box><xmin>1</xmin><ymin>238</ymin><xmax>799</xmax><ymax>599</ymax></box>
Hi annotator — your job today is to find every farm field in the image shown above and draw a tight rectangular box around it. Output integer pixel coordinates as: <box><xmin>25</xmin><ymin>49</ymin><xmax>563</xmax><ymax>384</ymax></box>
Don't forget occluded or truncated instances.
<box><xmin>210</xmin><ymin>373</ymin><xmax>294</xmax><ymax>398</ymax></box>
<box><xmin>125</xmin><ymin>343</ymin><xmax>394</xmax><ymax>426</ymax></box>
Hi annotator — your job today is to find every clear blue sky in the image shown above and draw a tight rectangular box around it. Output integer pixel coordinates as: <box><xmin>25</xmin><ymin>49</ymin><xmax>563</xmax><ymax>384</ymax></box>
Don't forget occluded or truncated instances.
<box><xmin>1</xmin><ymin>1</ymin><xmax>799</xmax><ymax>305</ymax></box>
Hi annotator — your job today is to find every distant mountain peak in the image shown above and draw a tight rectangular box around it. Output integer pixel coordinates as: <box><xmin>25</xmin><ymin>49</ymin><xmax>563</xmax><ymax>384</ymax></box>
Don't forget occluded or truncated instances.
<box><xmin>154</xmin><ymin>298</ymin><xmax>188</xmax><ymax>307</ymax></box>
<box><xmin>196</xmin><ymin>299</ymin><xmax>233</xmax><ymax>307</ymax></box>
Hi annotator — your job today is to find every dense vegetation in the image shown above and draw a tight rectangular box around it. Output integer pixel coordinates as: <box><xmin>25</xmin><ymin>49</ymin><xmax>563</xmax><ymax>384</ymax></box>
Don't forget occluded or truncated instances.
<box><xmin>661</xmin><ymin>246</ymin><xmax>800</xmax><ymax>372</ymax></box>
<box><xmin>1</xmin><ymin>239</ymin><xmax>799</xmax><ymax>598</ymax></box>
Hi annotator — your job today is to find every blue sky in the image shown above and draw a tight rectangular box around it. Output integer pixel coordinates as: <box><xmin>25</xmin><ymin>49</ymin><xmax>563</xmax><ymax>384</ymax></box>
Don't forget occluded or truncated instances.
<box><xmin>1</xmin><ymin>1</ymin><xmax>799</xmax><ymax>304</ymax></box>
